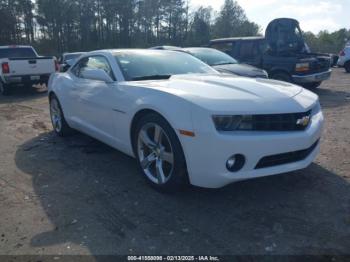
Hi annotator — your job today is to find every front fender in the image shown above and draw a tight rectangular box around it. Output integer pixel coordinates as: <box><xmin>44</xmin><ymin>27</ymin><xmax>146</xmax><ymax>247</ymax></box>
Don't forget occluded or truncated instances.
<box><xmin>127</xmin><ymin>91</ymin><xmax>195</xmax><ymax>169</ymax></box>
<box><xmin>130</xmin><ymin>93</ymin><xmax>194</xmax><ymax>134</ymax></box>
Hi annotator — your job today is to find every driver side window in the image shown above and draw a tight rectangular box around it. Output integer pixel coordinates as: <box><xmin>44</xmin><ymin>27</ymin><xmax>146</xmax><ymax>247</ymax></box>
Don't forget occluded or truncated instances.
<box><xmin>71</xmin><ymin>57</ymin><xmax>88</xmax><ymax>78</ymax></box>
<box><xmin>71</xmin><ymin>56</ymin><xmax>116</xmax><ymax>80</ymax></box>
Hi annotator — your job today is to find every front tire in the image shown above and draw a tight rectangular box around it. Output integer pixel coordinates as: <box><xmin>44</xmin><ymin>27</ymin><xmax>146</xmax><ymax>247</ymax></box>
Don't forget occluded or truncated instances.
<box><xmin>133</xmin><ymin>113</ymin><xmax>188</xmax><ymax>192</ymax></box>
<box><xmin>49</xmin><ymin>95</ymin><xmax>73</xmax><ymax>137</ymax></box>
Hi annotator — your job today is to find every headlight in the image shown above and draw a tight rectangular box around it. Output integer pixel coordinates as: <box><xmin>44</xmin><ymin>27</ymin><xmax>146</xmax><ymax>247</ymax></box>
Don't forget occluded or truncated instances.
<box><xmin>213</xmin><ymin>115</ymin><xmax>253</xmax><ymax>131</ymax></box>
<box><xmin>295</xmin><ymin>62</ymin><xmax>310</xmax><ymax>72</ymax></box>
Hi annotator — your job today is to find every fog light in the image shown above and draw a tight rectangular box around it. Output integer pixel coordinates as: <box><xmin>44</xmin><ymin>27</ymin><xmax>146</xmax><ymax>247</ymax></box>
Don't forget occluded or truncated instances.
<box><xmin>226</xmin><ymin>154</ymin><xmax>245</xmax><ymax>172</ymax></box>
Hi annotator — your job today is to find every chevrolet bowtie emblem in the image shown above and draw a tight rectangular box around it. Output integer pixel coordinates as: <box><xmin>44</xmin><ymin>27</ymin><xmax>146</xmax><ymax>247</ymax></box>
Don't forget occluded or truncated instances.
<box><xmin>296</xmin><ymin>116</ymin><xmax>310</xmax><ymax>127</ymax></box>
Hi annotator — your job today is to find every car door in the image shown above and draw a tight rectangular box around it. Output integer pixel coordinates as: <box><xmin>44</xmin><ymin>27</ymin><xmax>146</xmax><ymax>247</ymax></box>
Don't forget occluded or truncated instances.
<box><xmin>71</xmin><ymin>55</ymin><xmax>119</xmax><ymax>145</ymax></box>
<box><xmin>237</xmin><ymin>40</ymin><xmax>262</xmax><ymax>67</ymax></box>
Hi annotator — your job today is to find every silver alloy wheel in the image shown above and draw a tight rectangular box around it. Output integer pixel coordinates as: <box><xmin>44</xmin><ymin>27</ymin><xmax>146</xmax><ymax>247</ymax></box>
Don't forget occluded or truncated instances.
<box><xmin>50</xmin><ymin>98</ymin><xmax>62</xmax><ymax>133</ymax></box>
<box><xmin>137</xmin><ymin>123</ymin><xmax>174</xmax><ymax>185</ymax></box>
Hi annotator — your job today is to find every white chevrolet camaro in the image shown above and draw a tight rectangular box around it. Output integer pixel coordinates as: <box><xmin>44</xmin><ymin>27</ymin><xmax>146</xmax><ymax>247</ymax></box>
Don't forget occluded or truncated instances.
<box><xmin>48</xmin><ymin>49</ymin><xmax>324</xmax><ymax>191</ymax></box>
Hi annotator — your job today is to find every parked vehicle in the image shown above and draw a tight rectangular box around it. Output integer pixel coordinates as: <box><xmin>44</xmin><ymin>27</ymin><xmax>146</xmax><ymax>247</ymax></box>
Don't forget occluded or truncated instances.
<box><xmin>58</xmin><ymin>52</ymin><xmax>85</xmax><ymax>72</ymax></box>
<box><xmin>210</xmin><ymin>18</ymin><xmax>332</xmax><ymax>88</ymax></box>
<box><xmin>151</xmin><ymin>46</ymin><xmax>268</xmax><ymax>78</ymax></box>
<box><xmin>48</xmin><ymin>49</ymin><xmax>323</xmax><ymax>191</ymax></box>
<box><xmin>182</xmin><ymin>47</ymin><xmax>268</xmax><ymax>78</ymax></box>
<box><xmin>337</xmin><ymin>46</ymin><xmax>350</xmax><ymax>73</ymax></box>
<box><xmin>0</xmin><ymin>45</ymin><xmax>57</xmax><ymax>95</ymax></box>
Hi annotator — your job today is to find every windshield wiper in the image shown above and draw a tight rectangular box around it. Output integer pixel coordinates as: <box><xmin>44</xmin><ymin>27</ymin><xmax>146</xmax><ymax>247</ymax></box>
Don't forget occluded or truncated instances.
<box><xmin>131</xmin><ymin>75</ymin><xmax>172</xmax><ymax>81</ymax></box>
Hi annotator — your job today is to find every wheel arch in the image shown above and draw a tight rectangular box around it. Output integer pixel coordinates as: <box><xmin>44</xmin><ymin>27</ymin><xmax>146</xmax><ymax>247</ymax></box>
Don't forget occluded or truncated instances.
<box><xmin>48</xmin><ymin>90</ymin><xmax>56</xmax><ymax>101</ymax></box>
<box><xmin>127</xmin><ymin>92</ymin><xmax>194</xmax><ymax>155</ymax></box>
<box><xmin>48</xmin><ymin>91</ymin><xmax>70</xmax><ymax>123</ymax></box>
<box><xmin>130</xmin><ymin>108</ymin><xmax>174</xmax><ymax>154</ymax></box>
<box><xmin>129</xmin><ymin>107</ymin><xmax>190</xmax><ymax>188</ymax></box>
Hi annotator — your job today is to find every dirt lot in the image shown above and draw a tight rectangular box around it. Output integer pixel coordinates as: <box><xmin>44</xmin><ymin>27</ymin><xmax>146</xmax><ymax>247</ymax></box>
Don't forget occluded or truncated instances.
<box><xmin>0</xmin><ymin>68</ymin><xmax>349</xmax><ymax>258</ymax></box>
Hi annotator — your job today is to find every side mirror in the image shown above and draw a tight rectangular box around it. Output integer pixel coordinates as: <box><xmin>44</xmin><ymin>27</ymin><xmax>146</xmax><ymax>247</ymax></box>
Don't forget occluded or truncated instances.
<box><xmin>81</xmin><ymin>68</ymin><xmax>114</xmax><ymax>83</ymax></box>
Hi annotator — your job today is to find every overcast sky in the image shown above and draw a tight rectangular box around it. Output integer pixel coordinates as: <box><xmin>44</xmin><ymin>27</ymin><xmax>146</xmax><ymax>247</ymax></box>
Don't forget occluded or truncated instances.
<box><xmin>190</xmin><ymin>0</ymin><xmax>350</xmax><ymax>34</ymax></box>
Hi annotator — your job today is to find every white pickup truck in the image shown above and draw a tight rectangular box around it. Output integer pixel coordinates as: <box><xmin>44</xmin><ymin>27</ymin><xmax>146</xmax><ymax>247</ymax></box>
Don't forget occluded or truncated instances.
<box><xmin>0</xmin><ymin>45</ymin><xmax>57</xmax><ymax>95</ymax></box>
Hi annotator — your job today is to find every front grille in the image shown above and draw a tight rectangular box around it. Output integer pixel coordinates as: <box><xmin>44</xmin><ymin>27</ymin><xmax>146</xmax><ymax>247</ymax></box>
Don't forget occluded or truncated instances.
<box><xmin>255</xmin><ymin>140</ymin><xmax>319</xmax><ymax>169</ymax></box>
<box><xmin>250</xmin><ymin>110</ymin><xmax>312</xmax><ymax>131</ymax></box>
<box><xmin>310</xmin><ymin>57</ymin><xmax>331</xmax><ymax>74</ymax></box>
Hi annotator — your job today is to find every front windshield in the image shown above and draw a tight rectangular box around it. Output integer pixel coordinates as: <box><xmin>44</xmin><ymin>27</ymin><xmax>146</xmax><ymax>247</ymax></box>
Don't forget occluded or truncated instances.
<box><xmin>186</xmin><ymin>48</ymin><xmax>238</xmax><ymax>66</ymax></box>
<box><xmin>114</xmin><ymin>50</ymin><xmax>217</xmax><ymax>81</ymax></box>
<box><xmin>276</xmin><ymin>25</ymin><xmax>305</xmax><ymax>52</ymax></box>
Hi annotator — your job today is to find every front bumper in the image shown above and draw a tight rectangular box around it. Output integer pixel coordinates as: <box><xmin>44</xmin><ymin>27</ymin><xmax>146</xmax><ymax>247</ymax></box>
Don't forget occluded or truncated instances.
<box><xmin>182</xmin><ymin>110</ymin><xmax>324</xmax><ymax>188</ymax></box>
<box><xmin>292</xmin><ymin>70</ymin><xmax>332</xmax><ymax>84</ymax></box>
<box><xmin>4</xmin><ymin>74</ymin><xmax>50</xmax><ymax>85</ymax></box>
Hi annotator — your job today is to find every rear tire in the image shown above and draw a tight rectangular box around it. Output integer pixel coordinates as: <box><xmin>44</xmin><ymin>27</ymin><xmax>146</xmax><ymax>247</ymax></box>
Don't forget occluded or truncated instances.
<box><xmin>49</xmin><ymin>95</ymin><xmax>74</xmax><ymax>137</ymax></box>
<box><xmin>133</xmin><ymin>113</ymin><xmax>188</xmax><ymax>192</ymax></box>
<box><xmin>345</xmin><ymin>61</ymin><xmax>350</xmax><ymax>73</ymax></box>
<box><xmin>271</xmin><ymin>72</ymin><xmax>292</xmax><ymax>83</ymax></box>
<box><xmin>0</xmin><ymin>82</ymin><xmax>11</xmax><ymax>96</ymax></box>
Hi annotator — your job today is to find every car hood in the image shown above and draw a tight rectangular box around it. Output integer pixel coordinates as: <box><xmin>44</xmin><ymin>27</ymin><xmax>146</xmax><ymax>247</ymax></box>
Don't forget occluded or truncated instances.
<box><xmin>128</xmin><ymin>74</ymin><xmax>317</xmax><ymax>114</ymax></box>
<box><xmin>212</xmin><ymin>63</ymin><xmax>267</xmax><ymax>78</ymax></box>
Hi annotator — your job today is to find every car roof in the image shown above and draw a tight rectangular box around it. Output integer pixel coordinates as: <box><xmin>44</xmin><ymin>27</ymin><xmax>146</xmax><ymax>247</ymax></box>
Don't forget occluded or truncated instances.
<box><xmin>183</xmin><ymin>47</ymin><xmax>218</xmax><ymax>52</ymax></box>
<box><xmin>210</xmin><ymin>36</ymin><xmax>265</xmax><ymax>43</ymax></box>
<box><xmin>63</xmin><ymin>52</ymin><xmax>85</xmax><ymax>55</ymax></box>
<box><xmin>86</xmin><ymin>49</ymin><xmax>187</xmax><ymax>56</ymax></box>
<box><xmin>149</xmin><ymin>46</ymin><xmax>182</xmax><ymax>50</ymax></box>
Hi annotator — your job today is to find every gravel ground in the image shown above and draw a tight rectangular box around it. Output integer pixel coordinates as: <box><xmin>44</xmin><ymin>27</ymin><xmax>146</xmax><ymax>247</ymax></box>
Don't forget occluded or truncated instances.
<box><xmin>0</xmin><ymin>69</ymin><xmax>349</xmax><ymax>258</ymax></box>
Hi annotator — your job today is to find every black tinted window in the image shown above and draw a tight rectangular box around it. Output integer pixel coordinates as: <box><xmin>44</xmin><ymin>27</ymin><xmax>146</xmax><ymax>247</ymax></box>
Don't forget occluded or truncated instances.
<box><xmin>186</xmin><ymin>48</ymin><xmax>238</xmax><ymax>66</ymax></box>
<box><xmin>210</xmin><ymin>42</ymin><xmax>233</xmax><ymax>56</ymax></box>
<box><xmin>0</xmin><ymin>48</ymin><xmax>36</xmax><ymax>58</ymax></box>
<box><xmin>238</xmin><ymin>41</ymin><xmax>258</xmax><ymax>59</ymax></box>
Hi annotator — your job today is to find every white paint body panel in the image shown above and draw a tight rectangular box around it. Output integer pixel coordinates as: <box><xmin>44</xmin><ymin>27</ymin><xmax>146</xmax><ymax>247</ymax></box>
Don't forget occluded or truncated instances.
<box><xmin>49</xmin><ymin>50</ymin><xmax>324</xmax><ymax>188</ymax></box>
<box><xmin>4</xmin><ymin>58</ymin><xmax>55</xmax><ymax>76</ymax></box>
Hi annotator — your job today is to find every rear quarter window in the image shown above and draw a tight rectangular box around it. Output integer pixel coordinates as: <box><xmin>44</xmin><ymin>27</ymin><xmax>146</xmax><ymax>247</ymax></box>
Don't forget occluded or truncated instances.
<box><xmin>210</xmin><ymin>42</ymin><xmax>234</xmax><ymax>56</ymax></box>
<box><xmin>238</xmin><ymin>41</ymin><xmax>260</xmax><ymax>59</ymax></box>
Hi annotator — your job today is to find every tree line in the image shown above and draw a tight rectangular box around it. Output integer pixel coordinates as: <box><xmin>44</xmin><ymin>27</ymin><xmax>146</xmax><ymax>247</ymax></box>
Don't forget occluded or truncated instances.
<box><xmin>304</xmin><ymin>29</ymin><xmax>350</xmax><ymax>54</ymax></box>
<box><xmin>0</xmin><ymin>0</ymin><xmax>348</xmax><ymax>56</ymax></box>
